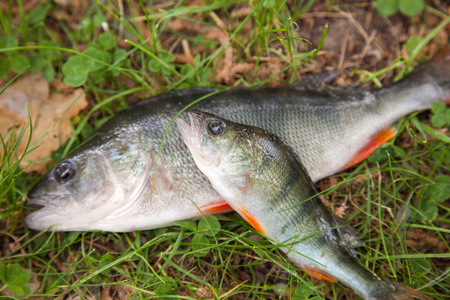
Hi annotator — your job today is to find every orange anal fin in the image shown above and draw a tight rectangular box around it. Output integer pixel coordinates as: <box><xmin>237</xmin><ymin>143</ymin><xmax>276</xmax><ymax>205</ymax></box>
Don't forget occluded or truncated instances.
<box><xmin>303</xmin><ymin>267</ymin><xmax>338</xmax><ymax>283</ymax></box>
<box><xmin>341</xmin><ymin>127</ymin><xmax>397</xmax><ymax>171</ymax></box>
<box><xmin>200</xmin><ymin>201</ymin><xmax>233</xmax><ymax>214</ymax></box>
<box><xmin>237</xmin><ymin>206</ymin><xmax>265</xmax><ymax>234</ymax></box>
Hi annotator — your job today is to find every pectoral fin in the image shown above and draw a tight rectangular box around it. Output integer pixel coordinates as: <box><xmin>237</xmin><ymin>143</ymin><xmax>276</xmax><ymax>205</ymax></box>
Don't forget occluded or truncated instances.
<box><xmin>303</xmin><ymin>267</ymin><xmax>338</xmax><ymax>283</ymax></box>
<box><xmin>200</xmin><ymin>201</ymin><xmax>233</xmax><ymax>214</ymax></box>
<box><xmin>150</xmin><ymin>153</ymin><xmax>174</xmax><ymax>194</ymax></box>
<box><xmin>341</xmin><ymin>127</ymin><xmax>397</xmax><ymax>171</ymax></box>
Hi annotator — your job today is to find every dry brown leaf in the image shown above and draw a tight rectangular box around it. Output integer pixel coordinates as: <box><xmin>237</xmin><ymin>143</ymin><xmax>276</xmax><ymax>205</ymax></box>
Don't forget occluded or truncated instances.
<box><xmin>335</xmin><ymin>197</ymin><xmax>348</xmax><ymax>218</ymax></box>
<box><xmin>100</xmin><ymin>285</ymin><xmax>114</xmax><ymax>300</ymax></box>
<box><xmin>0</xmin><ymin>73</ymin><xmax>88</xmax><ymax>173</ymax></box>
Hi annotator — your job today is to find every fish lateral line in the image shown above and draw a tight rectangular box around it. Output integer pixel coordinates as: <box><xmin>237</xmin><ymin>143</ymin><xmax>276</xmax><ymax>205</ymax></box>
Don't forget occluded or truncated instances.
<box><xmin>237</xmin><ymin>206</ymin><xmax>265</xmax><ymax>234</ymax></box>
<box><xmin>199</xmin><ymin>200</ymin><xmax>233</xmax><ymax>214</ymax></box>
<box><xmin>341</xmin><ymin>127</ymin><xmax>397</xmax><ymax>171</ymax></box>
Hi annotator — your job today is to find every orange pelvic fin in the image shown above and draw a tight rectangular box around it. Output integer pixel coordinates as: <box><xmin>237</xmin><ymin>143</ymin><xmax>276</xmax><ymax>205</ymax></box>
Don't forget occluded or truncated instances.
<box><xmin>237</xmin><ymin>206</ymin><xmax>265</xmax><ymax>234</ymax></box>
<box><xmin>200</xmin><ymin>201</ymin><xmax>233</xmax><ymax>214</ymax></box>
<box><xmin>341</xmin><ymin>127</ymin><xmax>397</xmax><ymax>171</ymax></box>
<box><xmin>303</xmin><ymin>267</ymin><xmax>338</xmax><ymax>283</ymax></box>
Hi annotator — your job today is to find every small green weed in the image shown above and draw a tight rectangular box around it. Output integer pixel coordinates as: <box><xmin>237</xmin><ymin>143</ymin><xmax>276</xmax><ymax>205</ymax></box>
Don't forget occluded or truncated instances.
<box><xmin>175</xmin><ymin>215</ymin><xmax>221</xmax><ymax>257</ymax></box>
<box><xmin>61</xmin><ymin>33</ymin><xmax>130</xmax><ymax>87</ymax></box>
<box><xmin>414</xmin><ymin>175</ymin><xmax>450</xmax><ymax>222</ymax></box>
<box><xmin>0</xmin><ymin>0</ymin><xmax>58</xmax><ymax>80</ymax></box>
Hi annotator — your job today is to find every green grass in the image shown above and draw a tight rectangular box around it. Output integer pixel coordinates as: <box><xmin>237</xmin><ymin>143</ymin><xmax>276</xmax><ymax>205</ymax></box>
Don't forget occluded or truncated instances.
<box><xmin>1</xmin><ymin>0</ymin><xmax>449</xmax><ymax>299</ymax></box>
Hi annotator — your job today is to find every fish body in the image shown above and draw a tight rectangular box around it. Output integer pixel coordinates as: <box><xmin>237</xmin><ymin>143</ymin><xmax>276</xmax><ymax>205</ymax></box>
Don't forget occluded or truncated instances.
<box><xmin>26</xmin><ymin>52</ymin><xmax>450</xmax><ymax>231</ymax></box>
<box><xmin>176</xmin><ymin>110</ymin><xmax>432</xmax><ymax>300</ymax></box>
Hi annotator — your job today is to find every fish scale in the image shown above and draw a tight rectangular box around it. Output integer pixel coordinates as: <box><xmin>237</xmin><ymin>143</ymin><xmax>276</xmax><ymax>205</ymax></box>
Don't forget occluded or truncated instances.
<box><xmin>26</xmin><ymin>51</ymin><xmax>450</xmax><ymax>232</ymax></box>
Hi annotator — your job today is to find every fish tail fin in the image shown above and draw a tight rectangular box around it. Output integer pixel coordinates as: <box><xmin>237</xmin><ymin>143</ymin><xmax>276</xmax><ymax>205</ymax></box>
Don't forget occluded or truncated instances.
<box><xmin>430</xmin><ymin>48</ymin><xmax>450</xmax><ymax>105</ymax></box>
<box><xmin>407</xmin><ymin>47</ymin><xmax>450</xmax><ymax>106</ymax></box>
<box><xmin>386</xmin><ymin>279</ymin><xmax>433</xmax><ymax>300</ymax></box>
<box><xmin>378</xmin><ymin>47</ymin><xmax>450</xmax><ymax>113</ymax></box>
<box><xmin>420</xmin><ymin>47</ymin><xmax>450</xmax><ymax>86</ymax></box>
<box><xmin>367</xmin><ymin>277</ymin><xmax>433</xmax><ymax>300</ymax></box>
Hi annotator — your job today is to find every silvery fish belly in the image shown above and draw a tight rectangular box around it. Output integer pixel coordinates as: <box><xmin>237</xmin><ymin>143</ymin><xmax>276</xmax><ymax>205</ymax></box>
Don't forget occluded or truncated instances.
<box><xmin>26</xmin><ymin>51</ymin><xmax>450</xmax><ymax>231</ymax></box>
<box><xmin>176</xmin><ymin>110</ymin><xmax>432</xmax><ymax>300</ymax></box>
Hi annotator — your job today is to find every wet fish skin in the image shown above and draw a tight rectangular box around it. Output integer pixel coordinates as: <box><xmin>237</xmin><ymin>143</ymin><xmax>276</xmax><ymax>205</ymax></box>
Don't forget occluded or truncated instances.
<box><xmin>25</xmin><ymin>51</ymin><xmax>450</xmax><ymax>231</ymax></box>
<box><xmin>177</xmin><ymin>110</ymin><xmax>432</xmax><ymax>300</ymax></box>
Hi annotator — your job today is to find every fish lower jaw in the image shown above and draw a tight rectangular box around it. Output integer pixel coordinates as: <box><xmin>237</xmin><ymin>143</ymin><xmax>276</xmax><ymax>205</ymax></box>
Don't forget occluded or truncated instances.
<box><xmin>24</xmin><ymin>210</ymin><xmax>65</xmax><ymax>231</ymax></box>
<box><xmin>90</xmin><ymin>209</ymin><xmax>208</xmax><ymax>232</ymax></box>
<box><xmin>24</xmin><ymin>202</ymin><xmax>118</xmax><ymax>231</ymax></box>
<box><xmin>27</xmin><ymin>202</ymin><xmax>46</xmax><ymax>211</ymax></box>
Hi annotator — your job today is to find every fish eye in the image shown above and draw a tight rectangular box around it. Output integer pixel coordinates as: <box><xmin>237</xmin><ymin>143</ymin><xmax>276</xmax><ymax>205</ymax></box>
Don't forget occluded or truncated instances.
<box><xmin>207</xmin><ymin>120</ymin><xmax>225</xmax><ymax>136</ymax></box>
<box><xmin>54</xmin><ymin>161</ymin><xmax>76</xmax><ymax>183</ymax></box>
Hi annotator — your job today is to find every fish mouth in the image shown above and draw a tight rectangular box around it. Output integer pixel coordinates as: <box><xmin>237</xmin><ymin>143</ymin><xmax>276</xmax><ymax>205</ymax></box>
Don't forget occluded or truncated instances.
<box><xmin>176</xmin><ymin>111</ymin><xmax>215</xmax><ymax>170</ymax></box>
<box><xmin>25</xmin><ymin>195</ymin><xmax>49</xmax><ymax>211</ymax></box>
<box><xmin>175</xmin><ymin>111</ymin><xmax>202</xmax><ymax>147</ymax></box>
<box><xmin>175</xmin><ymin>115</ymin><xmax>192</xmax><ymax>141</ymax></box>
<box><xmin>27</xmin><ymin>202</ymin><xmax>45</xmax><ymax>211</ymax></box>
<box><xmin>24</xmin><ymin>198</ymin><xmax>68</xmax><ymax>231</ymax></box>
<box><xmin>24</xmin><ymin>201</ymin><xmax>49</xmax><ymax>230</ymax></box>
<box><xmin>26</xmin><ymin>189</ymin><xmax>61</xmax><ymax>211</ymax></box>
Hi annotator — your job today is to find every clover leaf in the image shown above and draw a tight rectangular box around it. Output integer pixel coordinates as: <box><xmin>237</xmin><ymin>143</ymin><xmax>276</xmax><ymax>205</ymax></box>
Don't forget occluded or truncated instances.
<box><xmin>83</xmin><ymin>46</ymin><xmax>106</xmax><ymax>72</ymax></box>
<box><xmin>62</xmin><ymin>45</ymin><xmax>111</xmax><ymax>86</ymax></box>
<box><xmin>0</xmin><ymin>58</ymin><xmax>10</xmax><ymax>78</ymax></box>
<box><xmin>174</xmin><ymin>219</ymin><xmax>197</xmax><ymax>232</ymax></box>
<box><xmin>148</xmin><ymin>51</ymin><xmax>176</xmax><ymax>75</ymax></box>
<box><xmin>431</xmin><ymin>102</ymin><xmax>449</xmax><ymax>128</ymax></box>
<box><xmin>198</xmin><ymin>215</ymin><xmax>221</xmax><ymax>237</ymax></box>
<box><xmin>399</xmin><ymin>0</ymin><xmax>425</xmax><ymax>16</ymax></box>
<box><xmin>62</xmin><ymin>56</ymin><xmax>89</xmax><ymax>86</ymax></box>
<box><xmin>0</xmin><ymin>36</ymin><xmax>18</xmax><ymax>56</ymax></box>
<box><xmin>39</xmin><ymin>40</ymin><xmax>61</xmax><ymax>62</ymax></box>
<box><xmin>10</xmin><ymin>55</ymin><xmax>30</xmax><ymax>73</ymax></box>
<box><xmin>414</xmin><ymin>175</ymin><xmax>450</xmax><ymax>222</ymax></box>
<box><xmin>99</xmin><ymin>32</ymin><xmax>115</xmax><ymax>50</ymax></box>
<box><xmin>192</xmin><ymin>233</ymin><xmax>210</xmax><ymax>257</ymax></box>
<box><xmin>43</xmin><ymin>63</ymin><xmax>55</xmax><ymax>81</ymax></box>
<box><xmin>424</xmin><ymin>175</ymin><xmax>450</xmax><ymax>204</ymax></box>
<box><xmin>376</xmin><ymin>0</ymin><xmax>425</xmax><ymax>17</ymax></box>
<box><xmin>0</xmin><ymin>263</ymin><xmax>31</xmax><ymax>296</ymax></box>
<box><xmin>376</xmin><ymin>0</ymin><xmax>399</xmax><ymax>16</ymax></box>
<box><xmin>29</xmin><ymin>53</ymin><xmax>47</xmax><ymax>73</ymax></box>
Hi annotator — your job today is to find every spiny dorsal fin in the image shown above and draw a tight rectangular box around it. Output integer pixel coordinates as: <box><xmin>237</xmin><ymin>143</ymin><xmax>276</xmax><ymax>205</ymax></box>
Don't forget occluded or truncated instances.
<box><xmin>332</xmin><ymin>215</ymin><xmax>365</xmax><ymax>251</ymax></box>
<box><xmin>291</xmin><ymin>71</ymin><xmax>341</xmax><ymax>90</ymax></box>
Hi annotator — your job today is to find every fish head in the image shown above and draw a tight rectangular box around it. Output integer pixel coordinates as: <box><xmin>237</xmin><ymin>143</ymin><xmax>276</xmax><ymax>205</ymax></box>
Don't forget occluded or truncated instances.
<box><xmin>176</xmin><ymin>110</ymin><xmax>258</xmax><ymax>177</ymax></box>
<box><xmin>25</xmin><ymin>138</ymin><xmax>148</xmax><ymax>231</ymax></box>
